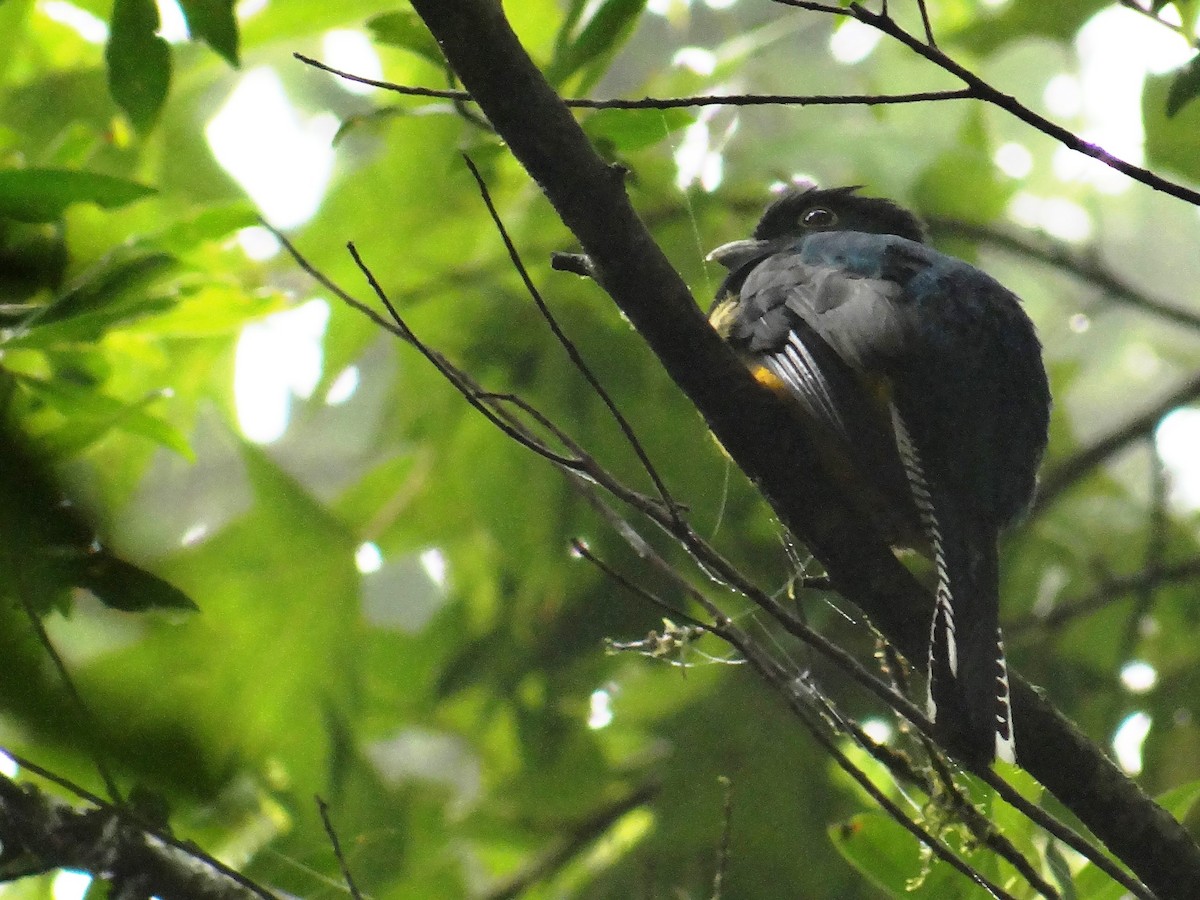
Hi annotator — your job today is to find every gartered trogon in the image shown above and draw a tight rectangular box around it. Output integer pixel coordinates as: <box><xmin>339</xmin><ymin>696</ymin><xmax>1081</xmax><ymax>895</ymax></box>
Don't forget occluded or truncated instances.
<box><xmin>708</xmin><ymin>185</ymin><xmax>1050</xmax><ymax>766</ymax></box>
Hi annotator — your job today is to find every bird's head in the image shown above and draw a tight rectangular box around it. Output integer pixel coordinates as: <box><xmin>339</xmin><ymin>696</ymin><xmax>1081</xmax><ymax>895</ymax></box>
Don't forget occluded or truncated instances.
<box><xmin>708</xmin><ymin>185</ymin><xmax>927</xmax><ymax>271</ymax></box>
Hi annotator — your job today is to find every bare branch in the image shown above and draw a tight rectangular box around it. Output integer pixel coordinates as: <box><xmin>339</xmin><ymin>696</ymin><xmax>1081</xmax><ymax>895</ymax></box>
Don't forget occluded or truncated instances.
<box><xmin>461</xmin><ymin>153</ymin><xmax>684</xmax><ymax>523</ymax></box>
<box><xmin>916</xmin><ymin>0</ymin><xmax>937</xmax><ymax>46</ymax></box>
<box><xmin>833</xmin><ymin>2</ymin><xmax>1200</xmax><ymax>208</ymax></box>
<box><xmin>927</xmin><ymin>218</ymin><xmax>1200</xmax><ymax>333</ymax></box>
<box><xmin>315</xmin><ymin>797</ymin><xmax>363</xmax><ymax>900</ymax></box>
<box><xmin>0</xmin><ymin>754</ymin><xmax>276</xmax><ymax>900</ymax></box>
<box><xmin>1033</xmin><ymin>370</ymin><xmax>1200</xmax><ymax>515</ymax></box>
<box><xmin>288</xmin><ymin>212</ymin><xmax>1146</xmax><ymax>900</ymax></box>
<box><xmin>578</xmin><ymin>511</ymin><xmax>1016</xmax><ymax>899</ymax></box>
<box><xmin>481</xmin><ymin>781</ymin><xmax>661</xmax><ymax>900</ymax></box>
<box><xmin>294</xmin><ymin>53</ymin><xmax>971</xmax><ymax>110</ymax></box>
<box><xmin>333</xmin><ymin>3</ymin><xmax>1200</xmax><ymax>894</ymax></box>
<box><xmin>10</xmin><ymin>589</ymin><xmax>123</xmax><ymax>805</ymax></box>
<box><xmin>1009</xmin><ymin>557</ymin><xmax>1200</xmax><ymax>634</ymax></box>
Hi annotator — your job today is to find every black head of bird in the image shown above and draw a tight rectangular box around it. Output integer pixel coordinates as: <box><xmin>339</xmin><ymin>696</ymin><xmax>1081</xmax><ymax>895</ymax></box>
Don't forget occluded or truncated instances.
<box><xmin>708</xmin><ymin>184</ymin><xmax>1051</xmax><ymax>766</ymax></box>
<box><xmin>708</xmin><ymin>185</ymin><xmax>927</xmax><ymax>276</ymax></box>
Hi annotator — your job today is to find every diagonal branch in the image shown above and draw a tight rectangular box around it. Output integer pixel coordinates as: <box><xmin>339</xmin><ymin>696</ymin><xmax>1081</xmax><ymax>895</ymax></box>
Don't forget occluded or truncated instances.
<box><xmin>1009</xmin><ymin>557</ymin><xmax>1200</xmax><ymax>634</ymax></box>
<box><xmin>573</xmin><ymin>508</ymin><xmax>1019</xmax><ymax>900</ymax></box>
<box><xmin>926</xmin><ymin>218</ymin><xmax>1200</xmax><ymax>333</ymax></box>
<box><xmin>289</xmin><ymin>208</ymin><xmax>1143</xmax><ymax>898</ymax></box>
<box><xmin>1033</xmin><ymin>370</ymin><xmax>1200</xmax><ymax>515</ymax></box>
<box><xmin>0</xmin><ymin>758</ymin><xmax>273</xmax><ymax>900</ymax></box>
<box><xmin>831</xmin><ymin>2</ymin><xmax>1200</xmax><ymax>208</ymax></box>
<box><xmin>460</xmin><ymin>153</ymin><xmax>684</xmax><ymax>523</ymax></box>
<box><xmin>397</xmin><ymin>2</ymin><xmax>1200</xmax><ymax>896</ymax></box>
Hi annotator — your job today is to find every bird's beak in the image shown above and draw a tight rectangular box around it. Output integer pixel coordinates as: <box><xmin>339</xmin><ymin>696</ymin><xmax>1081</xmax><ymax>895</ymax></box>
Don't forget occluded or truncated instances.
<box><xmin>706</xmin><ymin>238</ymin><xmax>772</xmax><ymax>270</ymax></box>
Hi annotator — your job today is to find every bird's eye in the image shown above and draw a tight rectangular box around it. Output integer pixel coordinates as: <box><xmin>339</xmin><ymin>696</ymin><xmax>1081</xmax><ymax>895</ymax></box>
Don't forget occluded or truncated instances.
<box><xmin>801</xmin><ymin>207</ymin><xmax>836</xmax><ymax>228</ymax></box>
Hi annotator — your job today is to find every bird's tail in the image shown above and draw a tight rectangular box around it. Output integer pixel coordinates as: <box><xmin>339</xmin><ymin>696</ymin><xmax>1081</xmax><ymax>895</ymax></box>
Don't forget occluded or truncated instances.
<box><xmin>891</xmin><ymin>409</ymin><xmax>1015</xmax><ymax>766</ymax></box>
<box><xmin>925</xmin><ymin>517</ymin><xmax>1015</xmax><ymax>765</ymax></box>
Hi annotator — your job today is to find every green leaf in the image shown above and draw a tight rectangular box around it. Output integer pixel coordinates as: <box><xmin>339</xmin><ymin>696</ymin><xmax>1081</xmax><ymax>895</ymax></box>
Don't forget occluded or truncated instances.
<box><xmin>18</xmin><ymin>249</ymin><xmax>177</xmax><ymax>331</ymax></box>
<box><xmin>583</xmin><ymin>107</ymin><xmax>692</xmax><ymax>154</ymax></box>
<box><xmin>239</xmin><ymin>0</ymin><xmax>399</xmax><ymax>49</ymax></box>
<box><xmin>1175</xmin><ymin>0</ymin><xmax>1200</xmax><ymax>31</ymax></box>
<box><xmin>105</xmin><ymin>0</ymin><xmax>172</xmax><ymax>132</ymax></box>
<box><xmin>4</xmin><ymin>296</ymin><xmax>177</xmax><ymax>349</ymax></box>
<box><xmin>1144</xmin><ymin>69</ymin><xmax>1200</xmax><ymax>183</ymax></box>
<box><xmin>951</xmin><ymin>0</ymin><xmax>1108</xmax><ymax>53</ymax></box>
<box><xmin>367</xmin><ymin>9</ymin><xmax>443</xmax><ymax>66</ymax></box>
<box><xmin>0</xmin><ymin>168</ymin><xmax>156</xmax><ymax>223</ymax></box>
<box><xmin>178</xmin><ymin>0</ymin><xmax>240</xmax><ymax>67</ymax></box>
<box><xmin>0</xmin><ymin>0</ymin><xmax>36</xmax><ymax>87</ymax></box>
<box><xmin>829</xmin><ymin>813</ymin><xmax>919</xmax><ymax>895</ymax></box>
<box><xmin>913</xmin><ymin>106</ymin><xmax>1013</xmax><ymax>223</ymax></box>
<box><xmin>78</xmin><ymin>551</ymin><xmax>199</xmax><ymax>612</ymax></box>
<box><xmin>78</xmin><ymin>438</ymin><xmax>362</xmax><ymax>792</ymax></box>
<box><xmin>1155</xmin><ymin>777</ymin><xmax>1200</xmax><ymax>821</ymax></box>
<box><xmin>1045</xmin><ymin>840</ymin><xmax>1077</xmax><ymax>900</ymax></box>
<box><xmin>144</xmin><ymin>200</ymin><xmax>259</xmax><ymax>254</ymax></box>
<box><xmin>1165</xmin><ymin>54</ymin><xmax>1200</xmax><ymax>118</ymax></box>
<box><xmin>15</xmin><ymin>373</ymin><xmax>192</xmax><ymax>458</ymax></box>
<box><xmin>829</xmin><ymin>812</ymin><xmax>973</xmax><ymax>897</ymax></box>
<box><xmin>546</xmin><ymin>0</ymin><xmax>645</xmax><ymax>92</ymax></box>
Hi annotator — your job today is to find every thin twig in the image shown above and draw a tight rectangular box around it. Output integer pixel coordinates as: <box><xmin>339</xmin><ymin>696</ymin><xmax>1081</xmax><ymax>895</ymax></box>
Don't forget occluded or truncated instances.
<box><xmin>280</xmin><ymin>219</ymin><xmax>1146</xmax><ymax>900</ymax></box>
<box><xmin>497</xmin><ymin>352</ymin><xmax>1146</xmax><ymax>897</ymax></box>
<box><xmin>461</xmin><ymin>153</ymin><xmax>684</xmax><ymax>523</ymax></box>
<box><xmin>735</xmin><ymin>630</ymin><xmax>1016</xmax><ymax>898</ymax></box>
<box><xmin>927</xmin><ymin>218</ymin><xmax>1200</xmax><ymax>333</ymax></box>
<box><xmin>272</xmin><ymin>223</ymin><xmax>691</xmax><ymax>529</ymax></box>
<box><xmin>482</xmin><ymin>782</ymin><xmax>661</xmax><ymax>900</ymax></box>
<box><xmin>315</xmin><ymin>796</ymin><xmax>364</xmax><ymax>900</ymax></box>
<box><xmin>711</xmin><ymin>776</ymin><xmax>734</xmax><ymax>900</ymax></box>
<box><xmin>578</xmin><ymin>531</ymin><xmax>1014</xmax><ymax>898</ymax></box>
<box><xmin>295</xmin><ymin>53</ymin><xmax>970</xmax><ymax>109</ymax></box>
<box><xmin>833</xmin><ymin>2</ymin><xmax>1200</xmax><ymax>208</ymax></box>
<box><xmin>266</xmin><ymin>222</ymin><xmax>584</xmax><ymax>474</ymax></box>
<box><xmin>827</xmin><ymin>702</ymin><xmax>1060</xmax><ymax>899</ymax></box>
<box><xmin>11</xmin><ymin>587</ymin><xmax>122</xmax><ymax>804</ymax></box>
<box><xmin>483</xmin><ymin>392</ymin><xmax>678</xmax><ymax>516</ymax></box>
<box><xmin>916</xmin><ymin>0</ymin><xmax>936</xmax><ymax>46</ymax></box>
<box><xmin>773</xmin><ymin>0</ymin><xmax>852</xmax><ymax>14</ymax></box>
<box><xmin>571</xmin><ymin>538</ymin><xmax>713</xmax><ymax>634</ymax></box>
<box><xmin>581</xmin><ymin>488</ymin><xmax>1127</xmax><ymax>897</ymax></box>
<box><xmin>1008</xmin><ymin>557</ymin><xmax>1200</xmax><ymax>634</ymax></box>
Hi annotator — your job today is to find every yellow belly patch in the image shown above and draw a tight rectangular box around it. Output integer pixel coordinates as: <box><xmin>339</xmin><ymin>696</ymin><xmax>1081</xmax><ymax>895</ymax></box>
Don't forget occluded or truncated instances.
<box><xmin>750</xmin><ymin>365</ymin><xmax>788</xmax><ymax>394</ymax></box>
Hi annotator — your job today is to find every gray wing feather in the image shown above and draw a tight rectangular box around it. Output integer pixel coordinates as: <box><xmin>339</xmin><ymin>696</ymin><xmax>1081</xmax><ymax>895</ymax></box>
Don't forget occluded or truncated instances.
<box><xmin>740</xmin><ymin>257</ymin><xmax>915</xmax><ymax>372</ymax></box>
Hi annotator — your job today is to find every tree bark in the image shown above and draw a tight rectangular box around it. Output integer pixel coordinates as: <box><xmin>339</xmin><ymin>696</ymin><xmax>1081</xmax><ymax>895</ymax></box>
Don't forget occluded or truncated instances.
<box><xmin>408</xmin><ymin>2</ymin><xmax>1200</xmax><ymax>897</ymax></box>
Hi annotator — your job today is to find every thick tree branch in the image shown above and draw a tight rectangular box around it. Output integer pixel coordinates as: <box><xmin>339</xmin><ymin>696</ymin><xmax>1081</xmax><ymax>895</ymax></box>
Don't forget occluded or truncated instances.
<box><xmin>284</xmin><ymin>208</ymin><xmax>1135</xmax><ymax>893</ymax></box>
<box><xmin>0</xmin><ymin>772</ymin><xmax>264</xmax><ymax>900</ymax></box>
<box><xmin>405</xmin><ymin>2</ymin><xmax>1200</xmax><ymax>896</ymax></box>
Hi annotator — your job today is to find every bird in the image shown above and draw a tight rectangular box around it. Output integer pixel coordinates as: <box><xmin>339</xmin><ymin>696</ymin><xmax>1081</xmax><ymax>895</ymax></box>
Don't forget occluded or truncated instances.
<box><xmin>707</xmin><ymin>184</ymin><xmax>1050</xmax><ymax>766</ymax></box>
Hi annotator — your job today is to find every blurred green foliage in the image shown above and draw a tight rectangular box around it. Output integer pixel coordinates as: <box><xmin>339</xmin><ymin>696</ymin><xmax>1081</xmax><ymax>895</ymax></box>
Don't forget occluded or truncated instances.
<box><xmin>1</xmin><ymin>1</ymin><xmax>1199</xmax><ymax>898</ymax></box>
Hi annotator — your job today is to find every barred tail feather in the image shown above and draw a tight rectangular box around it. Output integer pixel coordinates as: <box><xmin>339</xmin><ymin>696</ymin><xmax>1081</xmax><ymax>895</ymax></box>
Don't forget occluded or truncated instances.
<box><xmin>892</xmin><ymin>407</ymin><xmax>1015</xmax><ymax>765</ymax></box>
<box><xmin>994</xmin><ymin>630</ymin><xmax>1015</xmax><ymax>763</ymax></box>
